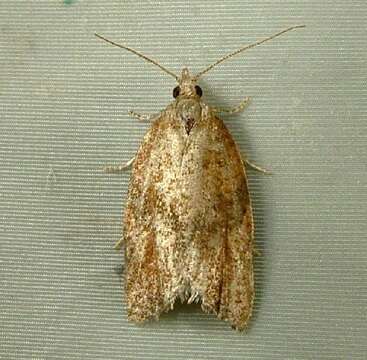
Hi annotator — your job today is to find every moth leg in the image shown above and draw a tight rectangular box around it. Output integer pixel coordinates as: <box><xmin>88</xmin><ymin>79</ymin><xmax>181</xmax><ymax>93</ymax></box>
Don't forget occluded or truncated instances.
<box><xmin>253</xmin><ymin>248</ymin><xmax>262</xmax><ymax>256</ymax></box>
<box><xmin>212</xmin><ymin>96</ymin><xmax>250</xmax><ymax>114</ymax></box>
<box><xmin>128</xmin><ymin>110</ymin><xmax>158</xmax><ymax>122</ymax></box>
<box><xmin>114</xmin><ymin>237</ymin><xmax>124</xmax><ymax>251</ymax></box>
<box><xmin>242</xmin><ymin>156</ymin><xmax>271</xmax><ymax>175</ymax></box>
<box><xmin>104</xmin><ymin>157</ymin><xmax>135</xmax><ymax>173</ymax></box>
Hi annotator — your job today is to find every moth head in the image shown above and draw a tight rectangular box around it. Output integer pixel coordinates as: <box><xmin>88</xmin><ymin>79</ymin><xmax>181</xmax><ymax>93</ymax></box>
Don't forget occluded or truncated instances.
<box><xmin>173</xmin><ymin>68</ymin><xmax>203</xmax><ymax>99</ymax></box>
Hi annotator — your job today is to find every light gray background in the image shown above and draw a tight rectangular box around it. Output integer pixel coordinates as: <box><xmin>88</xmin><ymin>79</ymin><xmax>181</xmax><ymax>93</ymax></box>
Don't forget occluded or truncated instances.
<box><xmin>1</xmin><ymin>1</ymin><xmax>366</xmax><ymax>359</ymax></box>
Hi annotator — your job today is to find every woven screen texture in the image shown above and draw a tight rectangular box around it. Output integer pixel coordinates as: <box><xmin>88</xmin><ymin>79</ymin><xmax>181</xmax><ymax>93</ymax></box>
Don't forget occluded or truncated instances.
<box><xmin>1</xmin><ymin>1</ymin><xmax>366</xmax><ymax>359</ymax></box>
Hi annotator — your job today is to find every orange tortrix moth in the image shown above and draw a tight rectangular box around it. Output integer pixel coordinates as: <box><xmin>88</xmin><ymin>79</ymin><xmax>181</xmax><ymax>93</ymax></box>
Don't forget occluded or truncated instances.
<box><xmin>96</xmin><ymin>25</ymin><xmax>305</xmax><ymax>330</ymax></box>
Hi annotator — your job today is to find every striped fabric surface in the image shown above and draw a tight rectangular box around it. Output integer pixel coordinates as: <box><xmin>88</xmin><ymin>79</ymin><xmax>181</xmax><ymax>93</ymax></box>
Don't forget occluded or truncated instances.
<box><xmin>1</xmin><ymin>1</ymin><xmax>366</xmax><ymax>359</ymax></box>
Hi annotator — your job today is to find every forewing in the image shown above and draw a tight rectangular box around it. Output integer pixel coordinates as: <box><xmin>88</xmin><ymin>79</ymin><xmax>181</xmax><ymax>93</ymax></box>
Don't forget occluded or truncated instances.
<box><xmin>123</xmin><ymin>110</ymin><xmax>186</xmax><ymax>322</ymax></box>
<box><xmin>122</xmin><ymin>106</ymin><xmax>254</xmax><ymax>330</ymax></box>
<box><xmin>183</xmin><ymin>114</ymin><xmax>254</xmax><ymax>330</ymax></box>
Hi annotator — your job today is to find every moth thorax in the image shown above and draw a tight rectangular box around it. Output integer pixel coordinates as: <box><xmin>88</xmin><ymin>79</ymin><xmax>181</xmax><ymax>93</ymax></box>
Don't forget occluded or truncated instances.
<box><xmin>176</xmin><ymin>98</ymin><xmax>202</xmax><ymax>135</ymax></box>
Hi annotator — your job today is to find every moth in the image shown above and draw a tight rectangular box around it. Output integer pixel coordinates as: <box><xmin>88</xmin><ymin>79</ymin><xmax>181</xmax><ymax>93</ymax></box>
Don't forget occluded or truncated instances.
<box><xmin>96</xmin><ymin>25</ymin><xmax>305</xmax><ymax>330</ymax></box>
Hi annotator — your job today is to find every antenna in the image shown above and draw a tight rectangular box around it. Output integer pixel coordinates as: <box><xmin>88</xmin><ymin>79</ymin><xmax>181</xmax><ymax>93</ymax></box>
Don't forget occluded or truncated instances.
<box><xmin>194</xmin><ymin>25</ymin><xmax>305</xmax><ymax>80</ymax></box>
<box><xmin>95</xmin><ymin>33</ymin><xmax>179</xmax><ymax>81</ymax></box>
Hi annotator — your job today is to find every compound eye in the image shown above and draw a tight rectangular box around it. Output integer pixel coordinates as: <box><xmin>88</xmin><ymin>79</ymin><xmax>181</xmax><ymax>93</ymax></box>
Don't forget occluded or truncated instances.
<box><xmin>195</xmin><ymin>85</ymin><xmax>203</xmax><ymax>97</ymax></box>
<box><xmin>173</xmin><ymin>86</ymin><xmax>180</xmax><ymax>98</ymax></box>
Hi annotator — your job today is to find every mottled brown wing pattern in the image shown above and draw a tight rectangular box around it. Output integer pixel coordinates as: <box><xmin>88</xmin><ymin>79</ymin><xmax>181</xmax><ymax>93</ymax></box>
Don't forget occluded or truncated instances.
<box><xmin>123</xmin><ymin>116</ymin><xmax>164</xmax><ymax>322</ymax></box>
<box><xmin>99</xmin><ymin>25</ymin><xmax>306</xmax><ymax>330</ymax></box>
<box><xmin>123</xmin><ymin>108</ymin><xmax>188</xmax><ymax>322</ymax></box>
<box><xmin>181</xmin><ymin>114</ymin><xmax>254</xmax><ymax>330</ymax></box>
<box><xmin>122</xmin><ymin>106</ymin><xmax>254</xmax><ymax>330</ymax></box>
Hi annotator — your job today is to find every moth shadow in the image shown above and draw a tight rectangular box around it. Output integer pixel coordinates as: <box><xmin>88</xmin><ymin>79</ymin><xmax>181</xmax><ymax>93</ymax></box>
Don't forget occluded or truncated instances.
<box><xmin>158</xmin><ymin>301</ymin><xmax>258</xmax><ymax>333</ymax></box>
<box><xmin>157</xmin><ymin>302</ymin><xmax>224</xmax><ymax>330</ymax></box>
<box><xmin>245</xmin><ymin>159</ymin><xmax>268</xmax><ymax>326</ymax></box>
<box><xmin>161</xmin><ymin>302</ymin><xmax>203</xmax><ymax>319</ymax></box>
<box><xmin>114</xmin><ymin>264</ymin><xmax>124</xmax><ymax>276</ymax></box>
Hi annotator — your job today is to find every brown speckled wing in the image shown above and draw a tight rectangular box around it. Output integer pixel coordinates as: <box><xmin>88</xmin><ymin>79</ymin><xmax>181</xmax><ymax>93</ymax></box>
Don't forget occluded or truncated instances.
<box><xmin>182</xmin><ymin>114</ymin><xmax>254</xmax><ymax>330</ymax></box>
<box><xmin>123</xmin><ymin>108</ymin><xmax>189</xmax><ymax>322</ymax></box>
<box><xmin>122</xmin><ymin>106</ymin><xmax>254</xmax><ymax>330</ymax></box>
